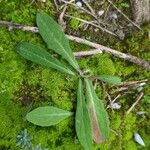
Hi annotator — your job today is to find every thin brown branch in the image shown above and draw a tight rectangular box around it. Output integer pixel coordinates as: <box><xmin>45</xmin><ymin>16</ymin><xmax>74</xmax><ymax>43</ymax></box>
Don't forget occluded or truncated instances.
<box><xmin>58</xmin><ymin>4</ymin><xmax>67</xmax><ymax>30</ymax></box>
<box><xmin>117</xmin><ymin>79</ymin><xmax>148</xmax><ymax>87</ymax></box>
<box><xmin>82</xmin><ymin>0</ymin><xmax>96</xmax><ymax>16</ymax></box>
<box><xmin>111</xmin><ymin>79</ymin><xmax>148</xmax><ymax>93</ymax></box>
<box><xmin>0</xmin><ymin>21</ymin><xmax>38</xmax><ymax>32</ymax></box>
<box><xmin>0</xmin><ymin>20</ymin><xmax>150</xmax><ymax>70</ymax></box>
<box><xmin>67</xmin><ymin>35</ymin><xmax>150</xmax><ymax>70</ymax></box>
<box><xmin>74</xmin><ymin>49</ymin><xmax>102</xmax><ymax>57</ymax></box>
<box><xmin>111</xmin><ymin>94</ymin><xmax>121</xmax><ymax>104</ymax></box>
<box><xmin>106</xmin><ymin>91</ymin><xmax>114</xmax><ymax>111</ymax></box>
<box><xmin>53</xmin><ymin>0</ymin><xmax>59</xmax><ymax>11</ymax></box>
<box><xmin>126</xmin><ymin>92</ymin><xmax>144</xmax><ymax>115</ymax></box>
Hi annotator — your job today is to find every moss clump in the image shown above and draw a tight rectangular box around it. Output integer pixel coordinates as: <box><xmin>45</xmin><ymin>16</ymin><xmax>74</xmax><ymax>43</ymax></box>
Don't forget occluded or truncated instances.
<box><xmin>0</xmin><ymin>1</ymin><xmax>150</xmax><ymax>149</ymax></box>
<box><xmin>78</xmin><ymin>54</ymin><xmax>116</xmax><ymax>76</ymax></box>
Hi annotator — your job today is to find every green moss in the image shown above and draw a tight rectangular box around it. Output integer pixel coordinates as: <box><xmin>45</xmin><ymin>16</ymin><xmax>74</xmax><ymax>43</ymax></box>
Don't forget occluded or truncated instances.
<box><xmin>0</xmin><ymin>1</ymin><xmax>150</xmax><ymax>149</ymax></box>
<box><xmin>70</xmin><ymin>18</ymin><xmax>82</xmax><ymax>30</ymax></box>
<box><xmin>67</xmin><ymin>5</ymin><xmax>90</xmax><ymax>31</ymax></box>
<box><xmin>78</xmin><ymin>54</ymin><xmax>116</xmax><ymax>76</ymax></box>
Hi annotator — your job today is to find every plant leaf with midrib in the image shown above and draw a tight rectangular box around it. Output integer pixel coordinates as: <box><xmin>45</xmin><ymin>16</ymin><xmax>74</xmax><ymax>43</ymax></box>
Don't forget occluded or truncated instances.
<box><xmin>36</xmin><ymin>13</ymin><xmax>79</xmax><ymax>71</ymax></box>
<box><xmin>75</xmin><ymin>79</ymin><xmax>92</xmax><ymax>150</ymax></box>
<box><xmin>26</xmin><ymin>106</ymin><xmax>72</xmax><ymax>126</ymax></box>
<box><xmin>85</xmin><ymin>78</ymin><xmax>110</xmax><ymax>143</ymax></box>
<box><xmin>16</xmin><ymin>42</ymin><xmax>75</xmax><ymax>75</ymax></box>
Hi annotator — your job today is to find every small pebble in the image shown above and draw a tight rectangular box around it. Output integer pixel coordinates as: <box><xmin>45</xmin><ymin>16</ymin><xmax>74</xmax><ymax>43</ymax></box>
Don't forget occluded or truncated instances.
<box><xmin>111</xmin><ymin>13</ymin><xmax>118</xmax><ymax>20</ymax></box>
<box><xmin>111</xmin><ymin>102</ymin><xmax>121</xmax><ymax>110</ymax></box>
<box><xmin>137</xmin><ymin>86</ymin><xmax>143</xmax><ymax>92</ymax></box>
<box><xmin>136</xmin><ymin>111</ymin><xmax>147</xmax><ymax>118</ymax></box>
<box><xmin>136</xmin><ymin>111</ymin><xmax>147</xmax><ymax>115</ymax></box>
<box><xmin>97</xmin><ymin>10</ymin><xmax>104</xmax><ymax>16</ymax></box>
<box><xmin>134</xmin><ymin>133</ymin><xmax>145</xmax><ymax>147</ymax></box>
<box><xmin>76</xmin><ymin>1</ymin><xmax>82</xmax><ymax>8</ymax></box>
<box><xmin>139</xmin><ymin>83</ymin><xmax>146</xmax><ymax>86</ymax></box>
<box><xmin>94</xmin><ymin>28</ymin><xmax>99</xmax><ymax>32</ymax></box>
<box><xmin>115</xmin><ymin>29</ymin><xmax>125</xmax><ymax>40</ymax></box>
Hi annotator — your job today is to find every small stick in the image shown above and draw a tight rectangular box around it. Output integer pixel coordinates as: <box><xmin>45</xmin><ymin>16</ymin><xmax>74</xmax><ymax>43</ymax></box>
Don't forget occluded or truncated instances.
<box><xmin>117</xmin><ymin>79</ymin><xmax>148</xmax><ymax>87</ymax></box>
<box><xmin>111</xmin><ymin>94</ymin><xmax>121</xmax><ymax>104</ymax></box>
<box><xmin>126</xmin><ymin>92</ymin><xmax>144</xmax><ymax>115</ymax></box>
<box><xmin>111</xmin><ymin>129</ymin><xmax>121</xmax><ymax>136</ymax></box>
<box><xmin>107</xmin><ymin>0</ymin><xmax>141</xmax><ymax>30</ymax></box>
<box><xmin>0</xmin><ymin>20</ymin><xmax>38</xmax><ymax>32</ymax></box>
<box><xmin>65</xmin><ymin>14</ymin><xmax>117</xmax><ymax>36</ymax></box>
<box><xmin>58</xmin><ymin>4</ymin><xmax>67</xmax><ymax>30</ymax></box>
<box><xmin>112</xmin><ymin>87</ymin><xmax>129</xmax><ymax>93</ymax></box>
<box><xmin>106</xmin><ymin>94</ymin><xmax>121</xmax><ymax>110</ymax></box>
<box><xmin>112</xmin><ymin>80</ymin><xmax>148</xmax><ymax>93</ymax></box>
<box><xmin>53</xmin><ymin>0</ymin><xmax>59</xmax><ymax>11</ymax></box>
<box><xmin>74</xmin><ymin>49</ymin><xmax>102</xmax><ymax>57</ymax></box>
<box><xmin>104</xmin><ymin>3</ymin><xmax>111</xmax><ymax>19</ymax></box>
<box><xmin>67</xmin><ymin>35</ymin><xmax>150</xmax><ymax>70</ymax></box>
<box><xmin>82</xmin><ymin>0</ymin><xmax>96</xmax><ymax>16</ymax></box>
<box><xmin>106</xmin><ymin>91</ymin><xmax>114</xmax><ymax>111</ymax></box>
<box><xmin>0</xmin><ymin>20</ymin><xmax>150</xmax><ymax>70</ymax></box>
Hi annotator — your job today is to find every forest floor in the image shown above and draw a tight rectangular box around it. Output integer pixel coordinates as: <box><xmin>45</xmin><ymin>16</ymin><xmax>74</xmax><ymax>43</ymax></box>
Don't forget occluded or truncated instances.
<box><xmin>0</xmin><ymin>0</ymin><xmax>150</xmax><ymax>150</ymax></box>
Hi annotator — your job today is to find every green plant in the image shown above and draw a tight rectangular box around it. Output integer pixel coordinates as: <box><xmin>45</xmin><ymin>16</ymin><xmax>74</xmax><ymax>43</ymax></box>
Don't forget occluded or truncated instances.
<box><xmin>16</xmin><ymin>13</ymin><xmax>121</xmax><ymax>149</ymax></box>
<box><xmin>116</xmin><ymin>0</ymin><xmax>129</xmax><ymax>9</ymax></box>
<box><xmin>16</xmin><ymin>129</ymin><xmax>32</xmax><ymax>149</ymax></box>
<box><xmin>16</xmin><ymin>129</ymin><xmax>48</xmax><ymax>150</ymax></box>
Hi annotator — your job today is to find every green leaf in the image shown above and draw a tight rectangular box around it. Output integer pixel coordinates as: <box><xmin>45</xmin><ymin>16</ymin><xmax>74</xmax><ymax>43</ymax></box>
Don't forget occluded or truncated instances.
<box><xmin>75</xmin><ymin>79</ymin><xmax>92</xmax><ymax>150</ymax></box>
<box><xmin>97</xmin><ymin>75</ymin><xmax>121</xmax><ymax>85</ymax></box>
<box><xmin>36</xmin><ymin>13</ymin><xmax>79</xmax><ymax>71</ymax></box>
<box><xmin>85</xmin><ymin>79</ymin><xmax>110</xmax><ymax>143</ymax></box>
<box><xmin>26</xmin><ymin>106</ymin><xmax>72</xmax><ymax>126</ymax></box>
<box><xmin>16</xmin><ymin>42</ymin><xmax>75</xmax><ymax>75</ymax></box>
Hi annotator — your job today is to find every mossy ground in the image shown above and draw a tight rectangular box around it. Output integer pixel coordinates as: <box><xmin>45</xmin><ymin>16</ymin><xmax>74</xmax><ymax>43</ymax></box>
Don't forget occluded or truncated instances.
<box><xmin>0</xmin><ymin>1</ymin><xmax>150</xmax><ymax>150</ymax></box>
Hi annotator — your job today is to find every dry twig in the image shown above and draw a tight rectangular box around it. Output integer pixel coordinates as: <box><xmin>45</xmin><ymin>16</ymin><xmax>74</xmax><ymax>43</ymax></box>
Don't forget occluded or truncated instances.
<box><xmin>126</xmin><ymin>92</ymin><xmax>144</xmax><ymax>115</ymax></box>
<box><xmin>82</xmin><ymin>0</ymin><xmax>96</xmax><ymax>16</ymax></box>
<box><xmin>112</xmin><ymin>79</ymin><xmax>148</xmax><ymax>93</ymax></box>
<box><xmin>117</xmin><ymin>79</ymin><xmax>148</xmax><ymax>87</ymax></box>
<box><xmin>58</xmin><ymin>4</ymin><xmax>68</xmax><ymax>30</ymax></box>
<box><xmin>106</xmin><ymin>91</ymin><xmax>114</xmax><ymax>111</ymax></box>
<box><xmin>67</xmin><ymin>35</ymin><xmax>150</xmax><ymax>70</ymax></box>
<box><xmin>53</xmin><ymin>0</ymin><xmax>59</xmax><ymax>10</ymax></box>
<box><xmin>74</xmin><ymin>49</ymin><xmax>102</xmax><ymax>57</ymax></box>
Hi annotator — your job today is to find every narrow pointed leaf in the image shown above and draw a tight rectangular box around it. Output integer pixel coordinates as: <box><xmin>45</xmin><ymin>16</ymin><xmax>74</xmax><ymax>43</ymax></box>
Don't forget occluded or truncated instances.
<box><xmin>85</xmin><ymin>79</ymin><xmax>110</xmax><ymax>143</ymax></box>
<box><xmin>26</xmin><ymin>106</ymin><xmax>72</xmax><ymax>126</ymax></box>
<box><xmin>16</xmin><ymin>42</ymin><xmax>75</xmax><ymax>75</ymax></box>
<box><xmin>97</xmin><ymin>75</ymin><xmax>121</xmax><ymax>85</ymax></box>
<box><xmin>75</xmin><ymin>79</ymin><xmax>92</xmax><ymax>150</ymax></box>
<box><xmin>36</xmin><ymin>13</ymin><xmax>79</xmax><ymax>71</ymax></box>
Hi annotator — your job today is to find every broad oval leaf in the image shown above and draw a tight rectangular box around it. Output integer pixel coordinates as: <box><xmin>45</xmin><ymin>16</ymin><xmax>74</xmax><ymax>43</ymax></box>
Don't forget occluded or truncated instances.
<box><xmin>97</xmin><ymin>75</ymin><xmax>121</xmax><ymax>85</ymax></box>
<box><xmin>75</xmin><ymin>79</ymin><xmax>92</xmax><ymax>150</ymax></box>
<box><xmin>36</xmin><ymin>13</ymin><xmax>79</xmax><ymax>71</ymax></box>
<box><xmin>16</xmin><ymin>42</ymin><xmax>75</xmax><ymax>75</ymax></box>
<box><xmin>26</xmin><ymin>106</ymin><xmax>72</xmax><ymax>126</ymax></box>
<box><xmin>85</xmin><ymin>79</ymin><xmax>110</xmax><ymax>143</ymax></box>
